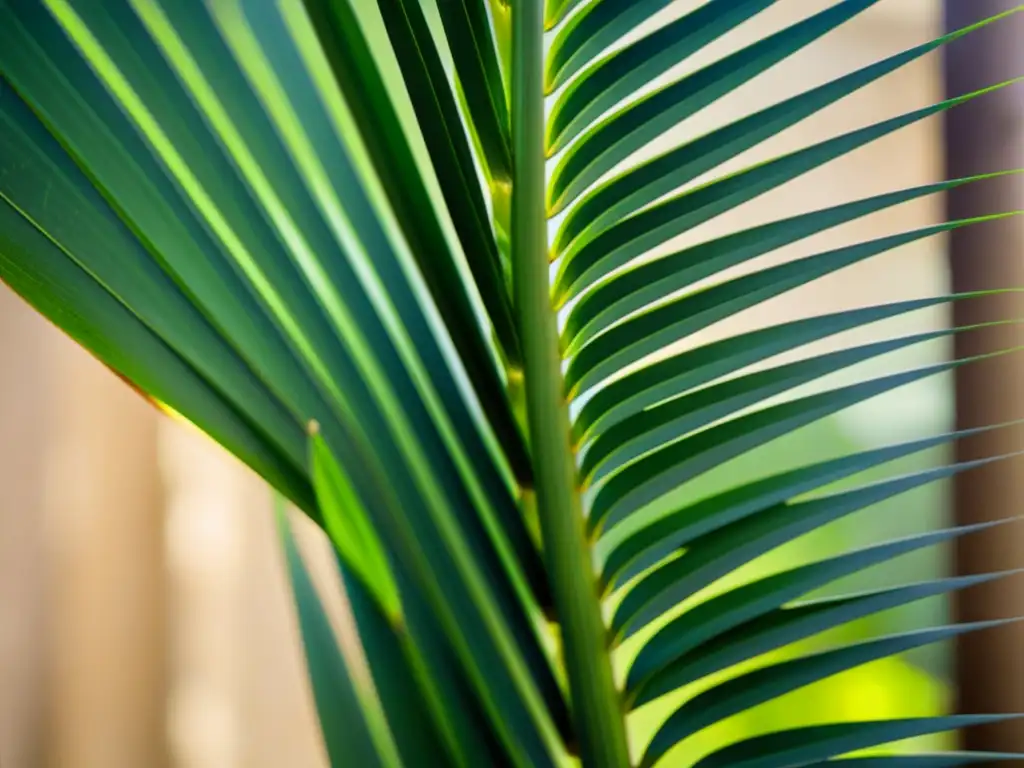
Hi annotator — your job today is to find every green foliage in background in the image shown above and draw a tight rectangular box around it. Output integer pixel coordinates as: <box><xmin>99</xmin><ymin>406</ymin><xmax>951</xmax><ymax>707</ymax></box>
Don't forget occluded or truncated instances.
<box><xmin>1</xmin><ymin>0</ymin><xmax>1023</xmax><ymax>766</ymax></box>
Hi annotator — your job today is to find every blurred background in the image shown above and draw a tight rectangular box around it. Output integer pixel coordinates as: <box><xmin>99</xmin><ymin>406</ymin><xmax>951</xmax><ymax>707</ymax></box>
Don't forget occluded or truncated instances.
<box><xmin>0</xmin><ymin>1</ymin><xmax>1021</xmax><ymax>766</ymax></box>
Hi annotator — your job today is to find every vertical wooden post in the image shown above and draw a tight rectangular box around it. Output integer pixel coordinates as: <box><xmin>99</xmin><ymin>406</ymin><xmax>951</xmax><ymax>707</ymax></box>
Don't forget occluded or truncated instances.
<box><xmin>944</xmin><ymin>1</ymin><xmax>1024</xmax><ymax>756</ymax></box>
<box><xmin>160</xmin><ymin>418</ymin><xmax>328</xmax><ymax>768</ymax></box>
<box><xmin>0</xmin><ymin>289</ymin><xmax>52</xmax><ymax>768</ymax></box>
<box><xmin>46</xmin><ymin>337</ymin><xmax>169</xmax><ymax>768</ymax></box>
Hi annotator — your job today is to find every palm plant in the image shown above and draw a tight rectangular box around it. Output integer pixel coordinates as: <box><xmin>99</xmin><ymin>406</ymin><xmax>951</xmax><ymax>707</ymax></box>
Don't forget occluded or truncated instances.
<box><xmin>1</xmin><ymin>0</ymin><xmax>1022</xmax><ymax>765</ymax></box>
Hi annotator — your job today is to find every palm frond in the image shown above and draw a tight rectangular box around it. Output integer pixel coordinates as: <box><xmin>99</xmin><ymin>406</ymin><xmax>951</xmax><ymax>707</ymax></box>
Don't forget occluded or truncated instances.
<box><xmin>1</xmin><ymin>0</ymin><xmax>1022</xmax><ymax>766</ymax></box>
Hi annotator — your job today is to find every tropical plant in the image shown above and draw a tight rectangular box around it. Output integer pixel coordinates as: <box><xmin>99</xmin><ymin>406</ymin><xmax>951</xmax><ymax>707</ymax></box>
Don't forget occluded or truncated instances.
<box><xmin>0</xmin><ymin>0</ymin><xmax>1022</xmax><ymax>765</ymax></box>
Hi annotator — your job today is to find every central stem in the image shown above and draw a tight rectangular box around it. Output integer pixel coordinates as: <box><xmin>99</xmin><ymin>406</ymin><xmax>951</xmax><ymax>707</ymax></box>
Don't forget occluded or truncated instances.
<box><xmin>509</xmin><ymin>3</ymin><xmax>630</xmax><ymax>766</ymax></box>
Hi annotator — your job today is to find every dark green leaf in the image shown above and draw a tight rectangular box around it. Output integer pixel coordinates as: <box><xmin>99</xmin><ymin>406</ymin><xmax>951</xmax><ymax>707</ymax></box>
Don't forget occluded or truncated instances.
<box><xmin>553</xmin><ymin>16</ymin><xmax>1008</xmax><ymax>259</ymax></box>
<box><xmin>601</xmin><ymin>427</ymin><xmax>1016</xmax><ymax>589</ymax></box>
<box><xmin>216</xmin><ymin>0</ymin><xmax>552</xmax><ymax>622</ymax></box>
<box><xmin>227</xmin><ymin>11</ymin><xmax>571</xmax><ymax>744</ymax></box>
<box><xmin>0</xmin><ymin>49</ymin><xmax>311</xmax><ymax>473</ymax></box>
<box><xmin>276</xmin><ymin>505</ymin><xmax>397</xmax><ymax>768</ymax></box>
<box><xmin>800</xmin><ymin>753</ymin><xmax>1024</xmax><ymax>768</ymax></box>
<box><xmin>563</xmin><ymin>174</ymin><xmax>1015</xmax><ymax>352</ymax></box>
<box><xmin>373</xmin><ymin>0</ymin><xmax>520</xmax><ymax>369</ymax></box>
<box><xmin>640</xmin><ymin>622</ymin><xmax>1016</xmax><ymax>768</ymax></box>
<box><xmin>341</xmin><ymin>558</ymin><xmax>502</xmax><ymax>768</ymax></box>
<box><xmin>4</xmin><ymin>0</ymin><xmax>417</xmax><ymax>478</ymax></box>
<box><xmin>159</xmin><ymin>0</ymin><xmax>549</xmax><ymax>679</ymax></box>
<box><xmin>0</xmin><ymin>191</ymin><xmax>316</xmax><ymax>512</ymax></box>
<box><xmin>553</xmin><ymin>85</ymin><xmax>1012</xmax><ymax>304</ymax></box>
<box><xmin>572</xmin><ymin>291</ymin><xmax>1013</xmax><ymax>445</ymax></box>
<box><xmin>547</xmin><ymin>0</ymin><xmax>883</xmax><ymax>217</ymax></box>
<box><xmin>435</xmin><ymin>0</ymin><xmax>511</xmax><ymax>181</ymax></box>
<box><xmin>581</xmin><ymin>323</ymin><xmax>1012</xmax><ymax>485</ymax></box>
<box><xmin>626</xmin><ymin>521</ymin><xmax>1010</xmax><ymax>701</ymax></box>
<box><xmin>564</xmin><ymin>221</ymin><xmax>991</xmax><ymax>399</ymax></box>
<box><xmin>543</xmin><ymin>0</ymin><xmax>585</xmax><ymax>30</ymax></box>
<box><xmin>340</xmin><ymin>572</ymin><xmax>452</xmax><ymax>768</ymax></box>
<box><xmin>610</xmin><ymin>458</ymin><xmax>1006</xmax><ymax>641</ymax></box>
<box><xmin>631</xmin><ymin>568</ymin><xmax>1016</xmax><ymax>707</ymax></box>
<box><xmin>546</xmin><ymin>0</ymin><xmax>774</xmax><ymax>156</ymax></box>
<box><xmin>318</xmin><ymin>413</ymin><xmax>563</xmax><ymax>766</ymax></box>
<box><xmin>544</xmin><ymin>0</ymin><xmax>675</xmax><ymax>94</ymax></box>
<box><xmin>210</xmin><ymin>0</ymin><xmax>530</xmax><ymax>548</ymax></box>
<box><xmin>303</xmin><ymin>0</ymin><xmax>527</xmax><ymax>437</ymax></box>
<box><xmin>690</xmin><ymin>717</ymin><xmax>1023</xmax><ymax>768</ymax></box>
<box><xmin>0</xmin><ymin>4</ymin><xmax>382</xmax><ymax>502</ymax></box>
<box><xmin>44</xmin><ymin>0</ymin><xmax>519</xmax><ymax>585</ymax></box>
<box><xmin>588</xmin><ymin>355</ymin><xmax>998</xmax><ymax>538</ymax></box>
<box><xmin>311</xmin><ymin>430</ymin><xmax>402</xmax><ymax>621</ymax></box>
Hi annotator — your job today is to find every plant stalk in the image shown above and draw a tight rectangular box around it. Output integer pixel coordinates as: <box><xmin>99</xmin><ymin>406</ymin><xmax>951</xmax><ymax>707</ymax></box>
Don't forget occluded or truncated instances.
<box><xmin>510</xmin><ymin>3</ymin><xmax>630</xmax><ymax>766</ymax></box>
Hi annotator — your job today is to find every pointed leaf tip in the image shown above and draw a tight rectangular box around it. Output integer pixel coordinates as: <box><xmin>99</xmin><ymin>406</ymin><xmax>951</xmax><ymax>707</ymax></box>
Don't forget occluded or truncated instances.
<box><xmin>310</xmin><ymin>435</ymin><xmax>402</xmax><ymax>625</ymax></box>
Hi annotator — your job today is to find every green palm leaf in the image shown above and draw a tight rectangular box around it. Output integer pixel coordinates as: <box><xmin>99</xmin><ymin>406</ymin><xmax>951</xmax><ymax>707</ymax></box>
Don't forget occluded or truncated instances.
<box><xmin>641</xmin><ymin>623</ymin><xmax>1018</xmax><ymax>767</ymax></box>
<box><xmin>609</xmin><ymin>456</ymin><xmax>1015</xmax><ymax>641</ymax></box>
<box><xmin>690</xmin><ymin>717</ymin><xmax>1023</xmax><ymax>768</ymax></box>
<box><xmin>1</xmin><ymin>1</ymin><xmax>1021</xmax><ymax>766</ymax></box>
<box><xmin>633</xmin><ymin>572</ymin><xmax>1016</xmax><ymax>710</ymax></box>
<box><xmin>276</xmin><ymin>504</ymin><xmax>401</xmax><ymax>768</ymax></box>
<box><xmin>801</xmin><ymin>754</ymin><xmax>1024</xmax><ymax>768</ymax></box>
<box><xmin>546</xmin><ymin>0</ymin><xmax>772</xmax><ymax>156</ymax></box>
<box><xmin>561</xmin><ymin>176</ymin><xmax>1016</xmax><ymax>355</ymax></box>
<box><xmin>547</xmin><ymin>0</ymin><xmax>883</xmax><ymax>217</ymax></box>
<box><xmin>601</xmin><ymin>430</ymin><xmax>1014</xmax><ymax>589</ymax></box>
<box><xmin>552</xmin><ymin>87</ymin><xmax>1017</xmax><ymax>306</ymax></box>
<box><xmin>626</xmin><ymin>528</ymin><xmax>1017</xmax><ymax>705</ymax></box>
